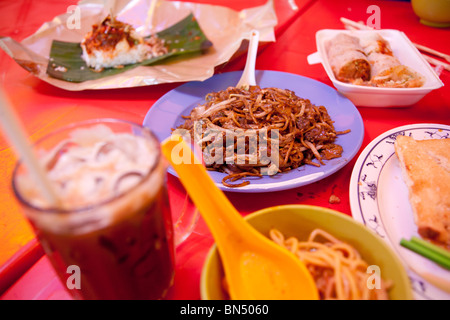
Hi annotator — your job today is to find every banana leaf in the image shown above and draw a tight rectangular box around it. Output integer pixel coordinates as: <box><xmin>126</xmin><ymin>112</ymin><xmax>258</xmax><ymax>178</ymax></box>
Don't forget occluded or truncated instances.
<box><xmin>46</xmin><ymin>13</ymin><xmax>212</xmax><ymax>83</ymax></box>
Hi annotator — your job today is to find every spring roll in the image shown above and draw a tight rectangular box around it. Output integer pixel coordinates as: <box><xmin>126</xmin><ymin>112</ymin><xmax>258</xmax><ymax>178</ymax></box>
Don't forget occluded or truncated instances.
<box><xmin>359</xmin><ymin>33</ymin><xmax>393</xmax><ymax>56</ymax></box>
<box><xmin>326</xmin><ymin>33</ymin><xmax>371</xmax><ymax>83</ymax></box>
<box><xmin>361</xmin><ymin>33</ymin><xmax>424</xmax><ymax>88</ymax></box>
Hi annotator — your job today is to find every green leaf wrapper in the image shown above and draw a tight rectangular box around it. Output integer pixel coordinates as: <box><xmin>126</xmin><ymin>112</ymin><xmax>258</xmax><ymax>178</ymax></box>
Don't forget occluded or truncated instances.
<box><xmin>46</xmin><ymin>13</ymin><xmax>212</xmax><ymax>83</ymax></box>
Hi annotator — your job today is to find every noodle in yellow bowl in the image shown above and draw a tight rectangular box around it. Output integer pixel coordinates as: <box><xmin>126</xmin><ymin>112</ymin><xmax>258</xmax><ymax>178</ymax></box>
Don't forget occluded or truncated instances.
<box><xmin>200</xmin><ymin>205</ymin><xmax>413</xmax><ymax>300</ymax></box>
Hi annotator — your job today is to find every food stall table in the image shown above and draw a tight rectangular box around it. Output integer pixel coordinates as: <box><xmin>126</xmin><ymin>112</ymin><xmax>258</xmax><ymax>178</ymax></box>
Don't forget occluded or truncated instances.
<box><xmin>0</xmin><ymin>0</ymin><xmax>449</xmax><ymax>300</ymax></box>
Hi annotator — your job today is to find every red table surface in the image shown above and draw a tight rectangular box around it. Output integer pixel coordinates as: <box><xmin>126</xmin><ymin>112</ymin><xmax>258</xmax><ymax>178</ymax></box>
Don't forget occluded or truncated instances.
<box><xmin>0</xmin><ymin>0</ymin><xmax>312</xmax><ymax>298</ymax></box>
<box><xmin>0</xmin><ymin>0</ymin><xmax>449</xmax><ymax>300</ymax></box>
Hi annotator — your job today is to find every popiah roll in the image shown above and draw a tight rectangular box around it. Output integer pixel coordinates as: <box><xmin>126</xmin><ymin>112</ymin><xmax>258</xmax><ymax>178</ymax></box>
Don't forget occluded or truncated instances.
<box><xmin>360</xmin><ymin>33</ymin><xmax>424</xmax><ymax>88</ymax></box>
<box><xmin>326</xmin><ymin>33</ymin><xmax>371</xmax><ymax>83</ymax></box>
<box><xmin>359</xmin><ymin>33</ymin><xmax>393</xmax><ymax>56</ymax></box>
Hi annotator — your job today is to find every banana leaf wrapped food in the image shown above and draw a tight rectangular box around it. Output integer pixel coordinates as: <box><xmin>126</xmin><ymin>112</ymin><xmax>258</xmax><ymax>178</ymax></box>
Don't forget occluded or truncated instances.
<box><xmin>47</xmin><ymin>13</ymin><xmax>212</xmax><ymax>83</ymax></box>
<box><xmin>80</xmin><ymin>15</ymin><xmax>168</xmax><ymax>71</ymax></box>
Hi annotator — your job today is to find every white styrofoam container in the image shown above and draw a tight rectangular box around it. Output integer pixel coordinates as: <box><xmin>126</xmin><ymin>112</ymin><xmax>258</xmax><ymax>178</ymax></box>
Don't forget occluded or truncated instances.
<box><xmin>307</xmin><ymin>29</ymin><xmax>444</xmax><ymax>107</ymax></box>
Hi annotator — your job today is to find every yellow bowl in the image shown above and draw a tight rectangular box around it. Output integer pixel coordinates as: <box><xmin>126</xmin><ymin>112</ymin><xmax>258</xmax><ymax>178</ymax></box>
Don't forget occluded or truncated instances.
<box><xmin>200</xmin><ymin>205</ymin><xmax>413</xmax><ymax>300</ymax></box>
<box><xmin>411</xmin><ymin>0</ymin><xmax>450</xmax><ymax>28</ymax></box>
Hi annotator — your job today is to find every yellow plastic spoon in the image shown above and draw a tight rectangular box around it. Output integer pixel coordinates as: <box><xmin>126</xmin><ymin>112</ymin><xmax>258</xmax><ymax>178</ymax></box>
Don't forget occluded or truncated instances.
<box><xmin>161</xmin><ymin>135</ymin><xmax>318</xmax><ymax>300</ymax></box>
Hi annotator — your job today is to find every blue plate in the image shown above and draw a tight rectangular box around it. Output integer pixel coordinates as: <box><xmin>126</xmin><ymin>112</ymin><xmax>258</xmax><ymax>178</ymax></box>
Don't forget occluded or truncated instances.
<box><xmin>143</xmin><ymin>70</ymin><xmax>364</xmax><ymax>193</ymax></box>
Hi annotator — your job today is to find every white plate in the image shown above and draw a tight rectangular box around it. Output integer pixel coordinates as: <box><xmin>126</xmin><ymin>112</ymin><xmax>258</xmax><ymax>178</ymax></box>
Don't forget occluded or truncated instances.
<box><xmin>349</xmin><ymin>123</ymin><xmax>450</xmax><ymax>300</ymax></box>
<box><xmin>308</xmin><ymin>29</ymin><xmax>444</xmax><ymax>107</ymax></box>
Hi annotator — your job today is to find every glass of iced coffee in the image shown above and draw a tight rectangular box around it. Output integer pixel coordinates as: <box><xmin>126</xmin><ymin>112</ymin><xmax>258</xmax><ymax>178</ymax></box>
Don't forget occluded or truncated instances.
<box><xmin>12</xmin><ymin>119</ymin><xmax>175</xmax><ymax>300</ymax></box>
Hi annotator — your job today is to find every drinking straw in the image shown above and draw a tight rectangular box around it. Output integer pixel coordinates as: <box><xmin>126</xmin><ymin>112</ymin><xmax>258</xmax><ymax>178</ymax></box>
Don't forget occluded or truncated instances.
<box><xmin>0</xmin><ymin>88</ymin><xmax>61</xmax><ymax>207</ymax></box>
<box><xmin>400</xmin><ymin>237</ymin><xmax>450</xmax><ymax>270</ymax></box>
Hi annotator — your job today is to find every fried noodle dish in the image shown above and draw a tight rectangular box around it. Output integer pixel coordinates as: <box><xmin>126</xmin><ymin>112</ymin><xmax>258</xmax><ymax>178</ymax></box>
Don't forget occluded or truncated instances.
<box><xmin>175</xmin><ymin>85</ymin><xmax>350</xmax><ymax>187</ymax></box>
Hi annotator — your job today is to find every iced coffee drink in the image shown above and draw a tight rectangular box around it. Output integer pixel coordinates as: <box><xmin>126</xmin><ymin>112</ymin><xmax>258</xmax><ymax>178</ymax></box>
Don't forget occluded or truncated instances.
<box><xmin>12</xmin><ymin>119</ymin><xmax>175</xmax><ymax>300</ymax></box>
